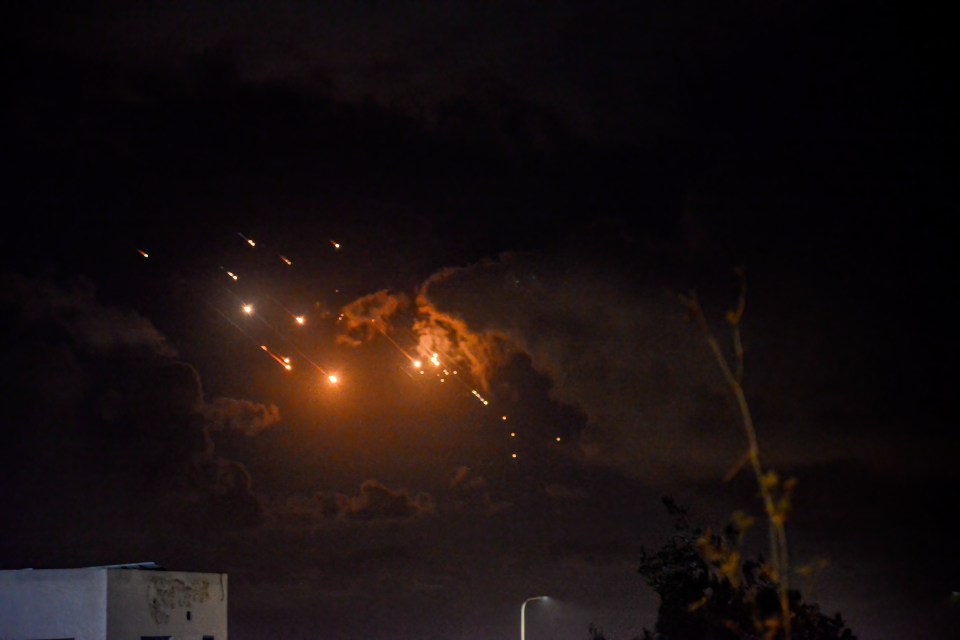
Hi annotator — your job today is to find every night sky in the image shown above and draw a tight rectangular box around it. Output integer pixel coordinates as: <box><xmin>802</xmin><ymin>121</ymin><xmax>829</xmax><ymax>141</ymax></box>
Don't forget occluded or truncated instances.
<box><xmin>2</xmin><ymin>2</ymin><xmax>957</xmax><ymax>639</ymax></box>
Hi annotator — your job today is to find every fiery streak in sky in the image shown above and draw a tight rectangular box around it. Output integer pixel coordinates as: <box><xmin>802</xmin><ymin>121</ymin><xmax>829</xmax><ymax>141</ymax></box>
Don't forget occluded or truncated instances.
<box><xmin>152</xmin><ymin>229</ymin><xmax>564</xmax><ymax>458</ymax></box>
<box><xmin>260</xmin><ymin>344</ymin><xmax>293</xmax><ymax>370</ymax></box>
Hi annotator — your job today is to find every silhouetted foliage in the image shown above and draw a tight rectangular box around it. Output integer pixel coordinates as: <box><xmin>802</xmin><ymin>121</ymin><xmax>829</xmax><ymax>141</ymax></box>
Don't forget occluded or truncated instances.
<box><xmin>630</xmin><ymin>498</ymin><xmax>855</xmax><ymax>640</ymax></box>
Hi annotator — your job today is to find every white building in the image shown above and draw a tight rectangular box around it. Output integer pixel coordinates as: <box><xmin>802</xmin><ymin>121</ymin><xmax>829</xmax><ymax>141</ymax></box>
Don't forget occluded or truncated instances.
<box><xmin>0</xmin><ymin>562</ymin><xmax>227</xmax><ymax>640</ymax></box>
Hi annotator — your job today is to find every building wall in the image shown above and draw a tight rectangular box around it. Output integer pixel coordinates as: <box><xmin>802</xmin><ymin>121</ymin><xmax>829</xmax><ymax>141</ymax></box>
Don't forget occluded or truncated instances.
<box><xmin>0</xmin><ymin>567</ymin><xmax>108</xmax><ymax>640</ymax></box>
<box><xmin>107</xmin><ymin>569</ymin><xmax>227</xmax><ymax>640</ymax></box>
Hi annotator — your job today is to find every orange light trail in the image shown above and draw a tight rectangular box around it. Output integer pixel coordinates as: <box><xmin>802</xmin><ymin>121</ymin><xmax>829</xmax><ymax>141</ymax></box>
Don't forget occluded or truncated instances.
<box><xmin>266</xmin><ymin>296</ymin><xmax>309</xmax><ymax>328</ymax></box>
<box><xmin>369</xmin><ymin>319</ymin><xmax>419</xmax><ymax>365</ymax></box>
<box><xmin>218</xmin><ymin>289</ymin><xmax>338</xmax><ymax>384</ymax></box>
<box><xmin>259</xmin><ymin>345</ymin><xmax>293</xmax><ymax>370</ymax></box>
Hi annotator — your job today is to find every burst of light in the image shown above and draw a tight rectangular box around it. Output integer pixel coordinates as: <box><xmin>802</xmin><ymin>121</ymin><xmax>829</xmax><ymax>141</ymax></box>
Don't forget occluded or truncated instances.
<box><xmin>440</xmin><ymin>378</ymin><xmax>445</xmax><ymax>383</ymax></box>
<box><xmin>137</xmin><ymin>249</ymin><xmax>149</xmax><ymax>258</ymax></box>
<box><xmin>227</xmin><ymin>271</ymin><xmax>238</xmax><ymax>281</ymax></box>
<box><xmin>328</xmin><ymin>374</ymin><xmax>338</xmax><ymax>384</ymax></box>
<box><xmin>430</xmin><ymin>354</ymin><xmax>440</xmax><ymax>367</ymax></box>
<box><xmin>330</xmin><ymin>239</ymin><xmax>341</xmax><ymax>250</ymax></box>
<box><xmin>511</xmin><ymin>453</ymin><xmax>518</xmax><ymax>459</ymax></box>
<box><xmin>502</xmin><ymin>415</ymin><xmax>508</xmax><ymax>421</ymax></box>
<box><xmin>284</xmin><ymin>364</ymin><xmax>293</xmax><ymax>371</ymax></box>
<box><xmin>282</xmin><ymin>357</ymin><xmax>291</xmax><ymax>363</ymax></box>
<box><xmin>280</xmin><ymin>255</ymin><xmax>293</xmax><ymax>265</ymax></box>
<box><xmin>412</xmin><ymin>360</ymin><xmax>422</xmax><ymax>369</ymax></box>
<box><xmin>247</xmin><ymin>239</ymin><xmax>256</xmax><ymax>247</ymax></box>
<box><xmin>260</xmin><ymin>345</ymin><xmax>268</xmax><ymax>351</ymax></box>
<box><xmin>243</xmin><ymin>304</ymin><xmax>254</xmax><ymax>314</ymax></box>
<box><xmin>295</xmin><ymin>315</ymin><xmax>306</xmax><ymax>325</ymax></box>
<box><xmin>555</xmin><ymin>436</ymin><xmax>562</xmax><ymax>442</ymax></box>
<box><xmin>510</xmin><ymin>432</ymin><xmax>516</xmax><ymax>437</ymax></box>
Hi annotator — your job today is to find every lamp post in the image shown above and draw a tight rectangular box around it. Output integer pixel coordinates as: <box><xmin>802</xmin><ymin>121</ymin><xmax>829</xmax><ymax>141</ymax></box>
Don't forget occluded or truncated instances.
<box><xmin>521</xmin><ymin>595</ymin><xmax>547</xmax><ymax>640</ymax></box>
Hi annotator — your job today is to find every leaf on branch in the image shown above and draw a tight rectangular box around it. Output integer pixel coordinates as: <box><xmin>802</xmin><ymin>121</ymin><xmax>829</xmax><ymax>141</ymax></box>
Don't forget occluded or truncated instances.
<box><xmin>760</xmin><ymin>470</ymin><xmax>779</xmax><ymax>492</ymax></box>
<box><xmin>687</xmin><ymin>595</ymin><xmax>708</xmax><ymax>613</ymax></box>
<box><xmin>731</xmin><ymin>510</ymin><xmax>755</xmax><ymax>535</ymax></box>
<box><xmin>720</xmin><ymin>551</ymin><xmax>742</xmax><ymax>586</ymax></box>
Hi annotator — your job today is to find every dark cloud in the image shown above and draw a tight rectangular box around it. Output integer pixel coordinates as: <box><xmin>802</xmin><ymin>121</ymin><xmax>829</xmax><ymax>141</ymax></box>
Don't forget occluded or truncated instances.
<box><xmin>202</xmin><ymin>397</ymin><xmax>282</xmax><ymax>437</ymax></box>
<box><xmin>413</xmin><ymin>252</ymin><xmax>739</xmax><ymax>482</ymax></box>
<box><xmin>543</xmin><ymin>483</ymin><xmax>588</xmax><ymax>501</ymax></box>
<box><xmin>0</xmin><ymin>272</ymin><xmax>271</xmax><ymax>563</ymax></box>
<box><xmin>318</xmin><ymin>479</ymin><xmax>435</xmax><ymax>522</ymax></box>
<box><xmin>448</xmin><ymin>466</ymin><xmax>512</xmax><ymax>515</ymax></box>
<box><xmin>1</xmin><ymin>272</ymin><xmax>175</xmax><ymax>358</ymax></box>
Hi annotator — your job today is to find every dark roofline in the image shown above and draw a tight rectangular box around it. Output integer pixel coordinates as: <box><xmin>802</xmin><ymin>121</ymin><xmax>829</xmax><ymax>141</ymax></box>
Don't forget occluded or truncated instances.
<box><xmin>93</xmin><ymin>561</ymin><xmax>164</xmax><ymax>570</ymax></box>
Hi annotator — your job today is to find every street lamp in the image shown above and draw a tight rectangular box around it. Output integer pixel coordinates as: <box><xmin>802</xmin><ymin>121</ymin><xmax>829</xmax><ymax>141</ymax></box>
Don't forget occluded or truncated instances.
<box><xmin>521</xmin><ymin>595</ymin><xmax>548</xmax><ymax>640</ymax></box>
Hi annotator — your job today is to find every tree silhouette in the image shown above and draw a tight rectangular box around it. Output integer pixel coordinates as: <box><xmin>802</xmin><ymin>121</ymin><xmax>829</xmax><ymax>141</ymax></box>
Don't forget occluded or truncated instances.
<box><xmin>629</xmin><ymin>497</ymin><xmax>855</xmax><ymax>640</ymax></box>
<box><xmin>591</xmin><ymin>273</ymin><xmax>857</xmax><ymax>640</ymax></box>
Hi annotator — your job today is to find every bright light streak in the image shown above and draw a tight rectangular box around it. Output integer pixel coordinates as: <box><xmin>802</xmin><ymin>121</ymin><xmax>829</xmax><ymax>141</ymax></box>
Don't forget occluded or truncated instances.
<box><xmin>242</xmin><ymin>304</ymin><xmax>254</xmax><ymax>314</ymax></box>
<box><xmin>413</xmin><ymin>360</ymin><xmax>422</xmax><ymax>368</ymax></box>
<box><xmin>280</xmin><ymin>255</ymin><xmax>293</xmax><ymax>265</ymax></box>
<box><xmin>260</xmin><ymin>344</ymin><xmax>292</xmax><ymax>371</ymax></box>
<box><xmin>237</xmin><ymin>232</ymin><xmax>256</xmax><ymax>247</ymax></box>
<box><xmin>295</xmin><ymin>315</ymin><xmax>306</xmax><ymax>325</ymax></box>
<box><xmin>226</xmin><ymin>271</ymin><xmax>238</xmax><ymax>281</ymax></box>
<box><xmin>330</xmin><ymin>239</ymin><xmax>341</xmax><ymax>250</ymax></box>
<box><xmin>328</xmin><ymin>374</ymin><xmax>338</xmax><ymax>384</ymax></box>
<box><xmin>137</xmin><ymin>249</ymin><xmax>149</xmax><ymax>258</ymax></box>
<box><xmin>430</xmin><ymin>354</ymin><xmax>440</xmax><ymax>367</ymax></box>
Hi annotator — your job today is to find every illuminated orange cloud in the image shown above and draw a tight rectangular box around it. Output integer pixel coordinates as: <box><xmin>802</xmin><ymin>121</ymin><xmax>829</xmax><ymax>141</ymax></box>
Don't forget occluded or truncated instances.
<box><xmin>336</xmin><ymin>289</ymin><xmax>409</xmax><ymax>347</ymax></box>
<box><xmin>413</xmin><ymin>276</ymin><xmax>512</xmax><ymax>394</ymax></box>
